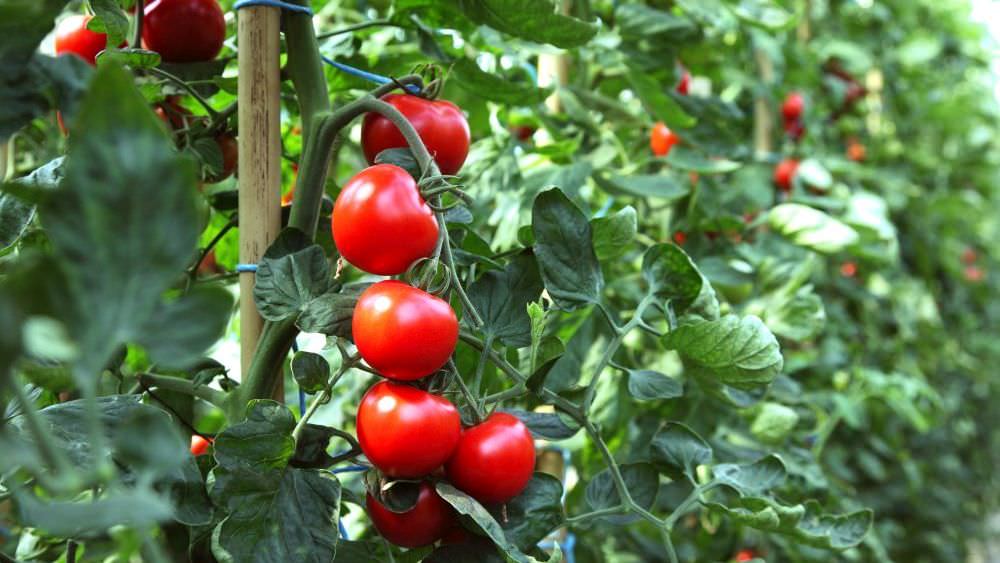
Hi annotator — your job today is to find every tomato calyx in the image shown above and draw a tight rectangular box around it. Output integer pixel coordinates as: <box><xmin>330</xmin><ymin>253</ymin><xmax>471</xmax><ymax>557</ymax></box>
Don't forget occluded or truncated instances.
<box><xmin>363</xmin><ymin>470</ymin><xmax>427</xmax><ymax>514</ymax></box>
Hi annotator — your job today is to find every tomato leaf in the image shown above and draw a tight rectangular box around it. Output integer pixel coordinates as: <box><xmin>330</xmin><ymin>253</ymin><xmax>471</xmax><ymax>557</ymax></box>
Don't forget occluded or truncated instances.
<box><xmin>0</xmin><ymin>193</ymin><xmax>34</xmax><ymax>253</ymax></box>
<box><xmin>616</xmin><ymin>4</ymin><xmax>699</xmax><ymax>40</ymax></box>
<box><xmin>88</xmin><ymin>0</ymin><xmax>129</xmax><ymax>46</ymax></box>
<box><xmin>254</xmin><ymin>228</ymin><xmax>335</xmax><ymax>321</ymax></box>
<box><xmin>467</xmin><ymin>252</ymin><xmax>544</xmax><ymax>348</ymax></box>
<box><xmin>296</xmin><ymin>283</ymin><xmax>370</xmax><ymax>338</ymax></box>
<box><xmin>452</xmin><ymin>58</ymin><xmax>550</xmax><ymax>106</ymax></box>
<box><xmin>453</xmin><ymin>0</ymin><xmax>598</xmax><ymax>49</ymax></box>
<box><xmin>627</xmin><ymin>67</ymin><xmax>696</xmax><ymax>129</ymax></box>
<box><xmin>435</xmin><ymin>482</ymin><xmax>533</xmax><ymax>563</ymax></box>
<box><xmin>531</xmin><ymin>188</ymin><xmax>603</xmax><ymax>310</ymax></box>
<box><xmin>136</xmin><ymin>287</ymin><xmax>234</xmax><ymax>369</ymax></box>
<box><xmin>501</xmin><ymin>473</ymin><xmax>564</xmax><ymax>550</ymax></box>
<box><xmin>768</xmin><ymin>204</ymin><xmax>860</xmax><ymax>254</ymax></box>
<box><xmin>584</xmin><ymin>462</ymin><xmax>659</xmax><ymax>525</ymax></box>
<box><xmin>627</xmin><ymin>370</ymin><xmax>683</xmax><ymax>401</ymax></box>
<box><xmin>642</xmin><ymin>243</ymin><xmax>715</xmax><ymax>317</ymax></box>
<box><xmin>650</xmin><ymin>422</ymin><xmax>712</xmax><ymax>480</ymax></box>
<box><xmin>591</xmin><ymin>206</ymin><xmax>637</xmax><ymax>261</ymax></box>
<box><xmin>665</xmin><ymin>315</ymin><xmax>782</xmax><ymax>389</ymax></box>
<box><xmin>598</xmin><ymin>173</ymin><xmax>690</xmax><ymax>201</ymax></box>
<box><xmin>290</xmin><ymin>351</ymin><xmax>329</xmax><ymax>394</ymax></box>
<box><xmin>503</xmin><ymin>409</ymin><xmax>580</xmax><ymax>440</ymax></box>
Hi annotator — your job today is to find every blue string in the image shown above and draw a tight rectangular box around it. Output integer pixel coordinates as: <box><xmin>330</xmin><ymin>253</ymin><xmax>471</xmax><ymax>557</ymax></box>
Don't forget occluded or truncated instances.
<box><xmin>338</xmin><ymin>519</ymin><xmax>349</xmax><ymax>540</ymax></box>
<box><xmin>320</xmin><ymin>56</ymin><xmax>421</xmax><ymax>94</ymax></box>
<box><xmin>235</xmin><ymin>264</ymin><xmax>258</xmax><ymax>273</ymax></box>
<box><xmin>290</xmin><ymin>340</ymin><xmax>307</xmax><ymax>416</ymax></box>
<box><xmin>232</xmin><ymin>0</ymin><xmax>313</xmax><ymax>14</ymax></box>
<box><xmin>330</xmin><ymin>464</ymin><xmax>368</xmax><ymax>474</ymax></box>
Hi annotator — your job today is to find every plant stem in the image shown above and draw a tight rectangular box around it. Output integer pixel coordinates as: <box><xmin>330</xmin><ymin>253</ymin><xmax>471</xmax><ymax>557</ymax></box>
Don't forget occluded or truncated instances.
<box><xmin>131</xmin><ymin>0</ymin><xmax>144</xmax><ymax>48</ymax></box>
<box><xmin>582</xmin><ymin>292</ymin><xmax>656</xmax><ymax>411</ymax></box>
<box><xmin>146</xmin><ymin>67</ymin><xmax>218</xmax><ymax>117</ymax></box>
<box><xmin>471</xmin><ymin>335</ymin><xmax>492</xmax><ymax>396</ymax></box>
<box><xmin>448</xmin><ymin>359</ymin><xmax>485</xmax><ymax>423</ymax></box>
<box><xmin>316</xmin><ymin>19</ymin><xmax>402</xmax><ymax>40</ymax></box>
<box><xmin>291</xmin><ymin>364</ymin><xmax>351</xmax><ymax>441</ymax></box>
<box><xmin>284</xmin><ymin>1</ymin><xmax>330</xmax><ymax>142</ymax></box>
<box><xmin>565</xmin><ymin>505</ymin><xmax>625</xmax><ymax>524</ymax></box>
<box><xmin>185</xmin><ymin>214</ymin><xmax>237</xmax><ymax>289</ymax></box>
<box><xmin>137</xmin><ymin>373</ymin><xmax>228</xmax><ymax>406</ymax></box>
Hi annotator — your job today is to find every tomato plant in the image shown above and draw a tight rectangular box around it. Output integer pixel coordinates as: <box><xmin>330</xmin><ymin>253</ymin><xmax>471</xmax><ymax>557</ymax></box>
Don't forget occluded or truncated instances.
<box><xmin>142</xmin><ymin>0</ymin><xmax>226</xmax><ymax>63</ymax></box>
<box><xmin>366</xmin><ymin>481</ymin><xmax>456</xmax><ymax>548</ymax></box>
<box><xmin>361</xmin><ymin>94</ymin><xmax>471</xmax><ymax>176</ymax></box>
<box><xmin>445</xmin><ymin>412</ymin><xmax>536</xmax><ymax>504</ymax></box>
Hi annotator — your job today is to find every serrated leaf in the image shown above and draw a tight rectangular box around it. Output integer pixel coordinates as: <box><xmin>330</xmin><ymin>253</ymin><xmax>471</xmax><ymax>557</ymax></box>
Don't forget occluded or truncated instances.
<box><xmin>502</xmin><ymin>473</ymin><xmax>564</xmax><ymax>550</ymax></box>
<box><xmin>291</xmin><ymin>351</ymin><xmax>329</xmax><ymax>394</ymax></box>
<box><xmin>531</xmin><ymin>188</ymin><xmax>603</xmax><ymax>310</ymax></box>
<box><xmin>627</xmin><ymin>370</ymin><xmax>683</xmax><ymax>401</ymax></box>
<box><xmin>713</xmin><ymin>455</ymin><xmax>787</xmax><ymax>495</ymax></box>
<box><xmin>297</xmin><ymin>283</ymin><xmax>368</xmax><ymax>338</ymax></box>
<box><xmin>591</xmin><ymin>206</ymin><xmax>637</xmax><ymax>261</ymax></box>
<box><xmin>650</xmin><ymin>422</ymin><xmax>712</xmax><ymax>480</ymax></box>
<box><xmin>453</xmin><ymin>58</ymin><xmax>550</xmax><ymax>106</ymax></box>
<box><xmin>665</xmin><ymin>315</ymin><xmax>782</xmax><ymax>389</ymax></box>
<box><xmin>769</xmin><ymin>204</ymin><xmax>859</xmax><ymax>254</ymax></box>
<box><xmin>584</xmin><ymin>463</ymin><xmax>658</xmax><ymax>524</ymax></box>
<box><xmin>254</xmin><ymin>230</ymin><xmax>334</xmax><ymax>322</ymax></box>
<box><xmin>468</xmin><ymin>253</ymin><xmax>543</xmax><ymax>347</ymax></box>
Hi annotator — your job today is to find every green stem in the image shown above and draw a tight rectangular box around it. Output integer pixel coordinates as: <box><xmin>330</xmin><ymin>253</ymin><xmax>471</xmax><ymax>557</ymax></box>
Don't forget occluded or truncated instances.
<box><xmin>291</xmin><ymin>363</ymin><xmax>352</xmax><ymax>441</ymax></box>
<box><xmin>284</xmin><ymin>1</ymin><xmax>330</xmax><ymax>142</ymax></box>
<box><xmin>448</xmin><ymin>359</ymin><xmax>485</xmax><ymax>423</ymax></box>
<box><xmin>316</xmin><ymin>19</ymin><xmax>402</xmax><ymax>40</ymax></box>
<box><xmin>565</xmin><ymin>505</ymin><xmax>625</xmax><ymax>524</ymax></box>
<box><xmin>131</xmin><ymin>0</ymin><xmax>144</xmax><ymax>48</ymax></box>
<box><xmin>137</xmin><ymin>373</ymin><xmax>228</xmax><ymax>407</ymax></box>
<box><xmin>582</xmin><ymin>293</ymin><xmax>657</xmax><ymax>411</ymax></box>
<box><xmin>471</xmin><ymin>335</ymin><xmax>492</xmax><ymax>396</ymax></box>
<box><xmin>146</xmin><ymin>67</ymin><xmax>218</xmax><ymax>117</ymax></box>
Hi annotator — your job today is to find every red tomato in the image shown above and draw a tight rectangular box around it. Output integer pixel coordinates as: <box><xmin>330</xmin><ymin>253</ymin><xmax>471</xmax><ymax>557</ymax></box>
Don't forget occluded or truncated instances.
<box><xmin>352</xmin><ymin>281</ymin><xmax>458</xmax><ymax>381</ymax></box>
<box><xmin>143</xmin><ymin>0</ymin><xmax>225</xmax><ymax>63</ymax></box>
<box><xmin>361</xmin><ymin>94</ymin><xmax>470</xmax><ymax>176</ymax></box>
<box><xmin>155</xmin><ymin>96</ymin><xmax>194</xmax><ymax>131</ymax></box>
<box><xmin>366</xmin><ymin>481</ymin><xmax>456</xmax><ymax>548</ymax></box>
<box><xmin>676</xmin><ymin>68</ymin><xmax>691</xmax><ymax>95</ymax></box>
<box><xmin>840</xmin><ymin>261</ymin><xmax>857</xmax><ymax>278</ymax></box>
<box><xmin>332</xmin><ymin>164</ymin><xmax>439</xmax><ymax>275</ymax></box>
<box><xmin>445</xmin><ymin>412</ymin><xmax>535</xmax><ymax>504</ymax></box>
<box><xmin>511</xmin><ymin>124</ymin><xmax>535</xmax><ymax>142</ymax></box>
<box><xmin>206</xmin><ymin>134</ymin><xmax>238</xmax><ymax>182</ymax></box>
<box><xmin>55</xmin><ymin>15</ymin><xmax>111</xmax><ymax>66</ymax></box>
<box><xmin>773</xmin><ymin>159</ymin><xmax>799</xmax><ymax>192</ymax></box>
<box><xmin>846</xmin><ymin>139</ymin><xmax>866</xmax><ymax>162</ymax></box>
<box><xmin>190</xmin><ymin>435</ymin><xmax>213</xmax><ymax>456</ymax></box>
<box><xmin>961</xmin><ymin>247</ymin><xmax>978</xmax><ymax>265</ymax></box>
<box><xmin>782</xmin><ymin>92</ymin><xmax>805</xmax><ymax>121</ymax></box>
<box><xmin>672</xmin><ymin>231</ymin><xmax>687</xmax><ymax>245</ymax></box>
<box><xmin>650</xmin><ymin>122</ymin><xmax>680</xmax><ymax>157</ymax></box>
<box><xmin>964</xmin><ymin>265</ymin><xmax>985</xmax><ymax>282</ymax></box>
<box><xmin>734</xmin><ymin>549</ymin><xmax>757</xmax><ymax>562</ymax></box>
<box><xmin>784</xmin><ymin>119</ymin><xmax>805</xmax><ymax>142</ymax></box>
<box><xmin>356</xmin><ymin>381</ymin><xmax>461</xmax><ymax>478</ymax></box>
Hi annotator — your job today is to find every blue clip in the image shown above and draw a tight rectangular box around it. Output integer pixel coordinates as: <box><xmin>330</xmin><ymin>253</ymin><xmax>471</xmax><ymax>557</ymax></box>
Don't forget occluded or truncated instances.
<box><xmin>232</xmin><ymin>0</ymin><xmax>313</xmax><ymax>15</ymax></box>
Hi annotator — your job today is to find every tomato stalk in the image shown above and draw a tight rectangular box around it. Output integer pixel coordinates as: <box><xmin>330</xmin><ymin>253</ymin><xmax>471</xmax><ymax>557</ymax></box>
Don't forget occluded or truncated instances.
<box><xmin>145</xmin><ymin>67</ymin><xmax>219</xmax><ymax>117</ymax></box>
<box><xmin>136</xmin><ymin>373</ymin><xmax>228</xmax><ymax>406</ymax></box>
<box><xmin>131</xmin><ymin>0</ymin><xmax>144</xmax><ymax>48</ymax></box>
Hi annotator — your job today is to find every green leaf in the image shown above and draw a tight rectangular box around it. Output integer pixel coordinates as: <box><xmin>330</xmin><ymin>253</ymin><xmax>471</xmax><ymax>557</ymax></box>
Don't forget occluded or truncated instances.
<box><xmin>616</xmin><ymin>4</ymin><xmax>699</xmax><ymax>40</ymax></box>
<box><xmin>664</xmin><ymin>315</ymin><xmax>782</xmax><ymax>389</ymax></box>
<box><xmin>504</xmin><ymin>409</ymin><xmax>580</xmax><ymax>440</ymax></box>
<box><xmin>641</xmin><ymin>243</ymin><xmax>709</xmax><ymax>315</ymax></box>
<box><xmin>591</xmin><ymin>206</ymin><xmax>637</xmax><ymax>261</ymax></box>
<box><xmin>1</xmin><ymin>54</ymin><xmax>93</xmax><ymax>138</ymax></box>
<box><xmin>210</xmin><ymin>401</ymin><xmax>342</xmax><ymax>563</ymax></box>
<box><xmin>96</xmin><ymin>47</ymin><xmax>162</xmax><ymax>69</ymax></box>
<box><xmin>750</xmin><ymin>403</ymin><xmax>800</xmax><ymax>444</ymax></box>
<box><xmin>795</xmin><ymin>158</ymin><xmax>833</xmax><ymax>190</ymax></box>
<box><xmin>15</xmin><ymin>487</ymin><xmax>174</xmax><ymax>537</ymax></box>
<box><xmin>502</xmin><ymin>473</ymin><xmax>564</xmax><ymax>550</ymax></box>
<box><xmin>763</xmin><ymin>289</ymin><xmax>825</xmax><ymax>342</ymax></box>
<box><xmin>768</xmin><ymin>204</ymin><xmax>860</xmax><ymax>254</ymax></box>
<box><xmin>291</xmin><ymin>424</ymin><xmax>346</xmax><ymax>470</ymax></box>
<box><xmin>1</xmin><ymin>156</ymin><xmax>65</xmax><ymax>204</ymax></box>
<box><xmin>664</xmin><ymin>147</ymin><xmax>742</xmax><ymax>174</ymax></box>
<box><xmin>599</xmin><ymin>173</ymin><xmax>689</xmax><ymax>201</ymax></box>
<box><xmin>296</xmin><ymin>283</ymin><xmax>369</xmax><ymax>338</ymax></box>
<box><xmin>40</xmin><ymin>63</ymin><xmax>199</xmax><ymax>378</ymax></box>
<box><xmin>426</xmin><ymin>542</ymin><xmax>505</xmax><ymax>563</ymax></box>
<box><xmin>291</xmin><ymin>351</ymin><xmax>329</xmax><ymax>394</ymax></box>
<box><xmin>452</xmin><ymin>58</ymin><xmax>550</xmax><ymax>106</ymax></box>
<box><xmin>435</xmin><ymin>482</ymin><xmax>532</xmax><ymax>563</ymax></box>
<box><xmin>468</xmin><ymin>253</ymin><xmax>544</xmax><ymax>347</ymax></box>
<box><xmin>713</xmin><ymin>455</ymin><xmax>787</xmax><ymax>495</ymax></box>
<box><xmin>89</xmin><ymin>0</ymin><xmax>129</xmax><ymax>45</ymax></box>
<box><xmin>113</xmin><ymin>407</ymin><xmax>188</xmax><ymax>480</ymax></box>
<box><xmin>136</xmin><ymin>287</ymin><xmax>234</xmax><ymax>369</ymax></box>
<box><xmin>0</xmin><ymin>192</ymin><xmax>34</xmax><ymax>252</ymax></box>
<box><xmin>584</xmin><ymin>463</ymin><xmax>658</xmax><ymax>524</ymax></box>
<box><xmin>729</xmin><ymin>0</ymin><xmax>794</xmax><ymax>30</ymax></box>
<box><xmin>454</xmin><ymin>0</ymin><xmax>598</xmax><ymax>48</ymax></box>
<box><xmin>254</xmin><ymin>229</ymin><xmax>334</xmax><ymax>321</ymax></box>
<box><xmin>706</xmin><ymin>496</ymin><xmax>871</xmax><ymax>550</ymax></box>
<box><xmin>626</xmin><ymin>67</ymin><xmax>696</xmax><ymax>129</ymax></box>
<box><xmin>650</xmin><ymin>422</ymin><xmax>712</xmax><ymax>480</ymax></box>
<box><xmin>531</xmin><ymin>188</ymin><xmax>603</xmax><ymax>310</ymax></box>
<box><xmin>627</xmin><ymin>370</ymin><xmax>683</xmax><ymax>401</ymax></box>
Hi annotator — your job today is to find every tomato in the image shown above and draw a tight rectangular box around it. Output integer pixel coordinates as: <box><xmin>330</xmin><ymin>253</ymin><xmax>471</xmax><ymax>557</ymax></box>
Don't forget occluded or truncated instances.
<box><xmin>197</xmin><ymin>249</ymin><xmax>222</xmax><ymax>276</ymax></box>
<box><xmin>782</xmin><ymin>92</ymin><xmax>805</xmax><ymax>121</ymax></box>
<box><xmin>366</xmin><ymin>480</ymin><xmax>455</xmax><ymax>548</ymax></box>
<box><xmin>155</xmin><ymin>96</ymin><xmax>194</xmax><ymax>131</ymax></box>
<box><xmin>190</xmin><ymin>435</ymin><xmax>213</xmax><ymax>456</ymax></box>
<box><xmin>773</xmin><ymin>158</ymin><xmax>799</xmax><ymax>192</ymax></box>
<box><xmin>361</xmin><ymin>94</ymin><xmax>470</xmax><ymax>176</ymax></box>
<box><xmin>650</xmin><ymin>122</ymin><xmax>680</xmax><ymax>157</ymax></box>
<box><xmin>846</xmin><ymin>139</ymin><xmax>866</xmax><ymax>161</ymax></box>
<box><xmin>445</xmin><ymin>412</ymin><xmax>536</xmax><ymax>504</ymax></box>
<box><xmin>672</xmin><ymin>231</ymin><xmax>687</xmax><ymax>245</ymax></box>
<box><xmin>511</xmin><ymin>124</ymin><xmax>535</xmax><ymax>142</ymax></box>
<box><xmin>676</xmin><ymin>68</ymin><xmax>691</xmax><ymax>95</ymax></box>
<box><xmin>784</xmin><ymin>119</ymin><xmax>805</xmax><ymax>141</ymax></box>
<box><xmin>356</xmin><ymin>381</ymin><xmax>461</xmax><ymax>478</ymax></box>
<box><xmin>332</xmin><ymin>164</ymin><xmax>439</xmax><ymax>275</ymax></box>
<box><xmin>143</xmin><ymin>0</ymin><xmax>226</xmax><ymax>63</ymax></box>
<box><xmin>352</xmin><ymin>281</ymin><xmax>458</xmax><ymax>381</ymax></box>
<box><xmin>55</xmin><ymin>15</ymin><xmax>111</xmax><ymax>66</ymax></box>
<box><xmin>840</xmin><ymin>261</ymin><xmax>857</xmax><ymax>278</ymax></box>
<box><xmin>964</xmin><ymin>265</ymin><xmax>985</xmax><ymax>282</ymax></box>
<box><xmin>734</xmin><ymin>549</ymin><xmax>757</xmax><ymax>562</ymax></box>
<box><xmin>961</xmin><ymin>247</ymin><xmax>978</xmax><ymax>265</ymax></box>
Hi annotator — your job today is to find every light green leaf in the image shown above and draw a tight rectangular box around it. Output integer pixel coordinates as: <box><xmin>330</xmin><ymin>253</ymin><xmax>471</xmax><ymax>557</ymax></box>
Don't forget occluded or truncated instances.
<box><xmin>769</xmin><ymin>204</ymin><xmax>859</xmax><ymax>254</ymax></box>
<box><xmin>665</xmin><ymin>315</ymin><xmax>783</xmax><ymax>389</ymax></box>
<box><xmin>591</xmin><ymin>206</ymin><xmax>637</xmax><ymax>261</ymax></box>
<box><xmin>650</xmin><ymin>422</ymin><xmax>712</xmax><ymax>480</ymax></box>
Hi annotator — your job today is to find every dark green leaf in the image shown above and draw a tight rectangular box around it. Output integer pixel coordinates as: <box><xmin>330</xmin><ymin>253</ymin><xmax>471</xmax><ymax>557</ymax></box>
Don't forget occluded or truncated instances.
<box><xmin>616</xmin><ymin>4</ymin><xmax>699</xmax><ymax>40</ymax></box>
<box><xmin>137</xmin><ymin>287</ymin><xmax>234</xmax><ymax>369</ymax></box>
<box><xmin>502</xmin><ymin>473</ymin><xmax>564</xmax><ymax>550</ymax></box>
<box><xmin>504</xmin><ymin>409</ymin><xmax>580</xmax><ymax>440</ymax></box>
<box><xmin>435</xmin><ymin>482</ymin><xmax>531</xmax><ymax>563</ymax></box>
<box><xmin>15</xmin><ymin>487</ymin><xmax>174</xmax><ymax>537</ymax></box>
<box><xmin>584</xmin><ymin>463</ymin><xmax>658</xmax><ymax>524</ymax></box>
<box><xmin>96</xmin><ymin>47</ymin><xmax>162</xmax><ymax>69</ymax></box>
<box><xmin>291</xmin><ymin>424</ymin><xmax>344</xmax><ymax>470</ymax></box>
<box><xmin>113</xmin><ymin>407</ymin><xmax>187</xmax><ymax>479</ymax></box>
<box><xmin>453</xmin><ymin>59</ymin><xmax>550</xmax><ymax>106</ymax></box>
<box><xmin>627</xmin><ymin>370</ymin><xmax>683</xmax><ymax>401</ymax></box>
<box><xmin>296</xmin><ymin>283</ymin><xmax>369</xmax><ymax>338</ymax></box>
<box><xmin>531</xmin><ymin>188</ymin><xmax>603</xmax><ymax>310</ymax></box>
<box><xmin>291</xmin><ymin>351</ymin><xmax>330</xmax><ymax>394</ymax></box>
<box><xmin>0</xmin><ymin>193</ymin><xmax>34</xmax><ymax>252</ymax></box>
<box><xmin>641</xmin><ymin>243</ymin><xmax>710</xmax><ymax>315</ymax></box>
<box><xmin>454</xmin><ymin>0</ymin><xmax>598</xmax><ymax>48</ymax></box>
<box><xmin>713</xmin><ymin>455</ymin><xmax>787</xmax><ymax>495</ymax></box>
<box><xmin>89</xmin><ymin>0</ymin><xmax>129</xmax><ymax>45</ymax></box>
<box><xmin>650</xmin><ymin>422</ymin><xmax>712</xmax><ymax>480</ymax></box>
<box><xmin>374</xmin><ymin>148</ymin><xmax>421</xmax><ymax>179</ymax></box>
<box><xmin>665</xmin><ymin>315</ymin><xmax>783</xmax><ymax>389</ymax></box>
<box><xmin>591</xmin><ymin>206</ymin><xmax>637</xmax><ymax>261</ymax></box>
<box><xmin>467</xmin><ymin>253</ymin><xmax>544</xmax><ymax>347</ymax></box>
<box><xmin>254</xmin><ymin>230</ymin><xmax>333</xmax><ymax>321</ymax></box>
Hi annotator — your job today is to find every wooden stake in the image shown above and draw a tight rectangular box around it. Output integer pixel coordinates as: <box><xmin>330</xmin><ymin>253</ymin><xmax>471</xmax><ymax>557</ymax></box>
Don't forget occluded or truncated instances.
<box><xmin>237</xmin><ymin>5</ymin><xmax>282</xmax><ymax>398</ymax></box>
<box><xmin>753</xmin><ymin>48</ymin><xmax>775</xmax><ymax>159</ymax></box>
<box><xmin>536</xmin><ymin>0</ymin><xmax>571</xmax><ymax>113</ymax></box>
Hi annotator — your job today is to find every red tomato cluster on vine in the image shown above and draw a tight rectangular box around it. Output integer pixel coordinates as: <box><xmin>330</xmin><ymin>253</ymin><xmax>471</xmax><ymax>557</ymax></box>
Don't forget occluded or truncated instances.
<box><xmin>333</xmin><ymin>100</ymin><xmax>535</xmax><ymax>546</ymax></box>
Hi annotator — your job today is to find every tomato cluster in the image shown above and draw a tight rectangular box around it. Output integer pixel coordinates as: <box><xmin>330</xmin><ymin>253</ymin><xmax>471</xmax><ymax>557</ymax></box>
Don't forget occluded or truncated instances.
<box><xmin>781</xmin><ymin>91</ymin><xmax>806</xmax><ymax>142</ymax></box>
<box><xmin>335</xmin><ymin>96</ymin><xmax>535</xmax><ymax>547</ymax></box>
<box><xmin>649</xmin><ymin>65</ymin><xmax>691</xmax><ymax>158</ymax></box>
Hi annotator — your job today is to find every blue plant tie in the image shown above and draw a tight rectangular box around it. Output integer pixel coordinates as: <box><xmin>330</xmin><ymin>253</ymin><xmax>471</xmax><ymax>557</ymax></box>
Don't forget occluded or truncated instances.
<box><xmin>338</xmin><ymin>519</ymin><xmax>349</xmax><ymax>540</ymax></box>
<box><xmin>290</xmin><ymin>340</ymin><xmax>307</xmax><ymax>415</ymax></box>
<box><xmin>330</xmin><ymin>464</ymin><xmax>368</xmax><ymax>474</ymax></box>
<box><xmin>320</xmin><ymin>56</ymin><xmax>421</xmax><ymax>94</ymax></box>
<box><xmin>235</xmin><ymin>264</ymin><xmax>258</xmax><ymax>273</ymax></box>
<box><xmin>232</xmin><ymin>0</ymin><xmax>313</xmax><ymax>15</ymax></box>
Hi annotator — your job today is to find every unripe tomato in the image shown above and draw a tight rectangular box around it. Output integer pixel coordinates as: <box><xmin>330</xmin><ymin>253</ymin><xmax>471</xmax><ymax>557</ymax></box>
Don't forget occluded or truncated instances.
<box><xmin>366</xmin><ymin>481</ymin><xmax>456</xmax><ymax>547</ymax></box>
<box><xmin>143</xmin><ymin>0</ymin><xmax>225</xmax><ymax>63</ymax></box>
<box><xmin>190</xmin><ymin>435</ymin><xmax>213</xmax><ymax>456</ymax></box>
<box><xmin>352</xmin><ymin>281</ymin><xmax>458</xmax><ymax>381</ymax></box>
<box><xmin>361</xmin><ymin>94</ymin><xmax>470</xmax><ymax>176</ymax></box>
<box><xmin>332</xmin><ymin>164</ymin><xmax>439</xmax><ymax>275</ymax></box>
<box><xmin>55</xmin><ymin>15</ymin><xmax>111</xmax><ymax>66</ymax></box>
<box><xmin>773</xmin><ymin>158</ymin><xmax>799</xmax><ymax>192</ymax></box>
<box><xmin>782</xmin><ymin>92</ymin><xmax>805</xmax><ymax>121</ymax></box>
<box><xmin>650</xmin><ymin>122</ymin><xmax>680</xmax><ymax>157</ymax></box>
<box><xmin>445</xmin><ymin>412</ymin><xmax>535</xmax><ymax>504</ymax></box>
<box><xmin>206</xmin><ymin>134</ymin><xmax>238</xmax><ymax>182</ymax></box>
<box><xmin>356</xmin><ymin>381</ymin><xmax>461</xmax><ymax>478</ymax></box>
<box><xmin>676</xmin><ymin>69</ymin><xmax>691</xmax><ymax>95</ymax></box>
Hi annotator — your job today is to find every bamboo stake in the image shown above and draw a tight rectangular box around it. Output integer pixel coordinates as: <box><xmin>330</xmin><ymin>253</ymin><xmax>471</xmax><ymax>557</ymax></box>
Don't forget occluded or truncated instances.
<box><xmin>753</xmin><ymin>48</ymin><xmax>775</xmax><ymax>159</ymax></box>
<box><xmin>237</xmin><ymin>5</ymin><xmax>282</xmax><ymax>399</ymax></box>
<box><xmin>536</xmin><ymin>0</ymin><xmax>571</xmax><ymax>113</ymax></box>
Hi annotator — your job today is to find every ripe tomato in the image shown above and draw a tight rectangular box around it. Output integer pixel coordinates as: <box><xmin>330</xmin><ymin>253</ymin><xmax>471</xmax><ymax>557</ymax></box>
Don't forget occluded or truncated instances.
<box><xmin>511</xmin><ymin>124</ymin><xmax>535</xmax><ymax>142</ymax></box>
<box><xmin>846</xmin><ymin>138</ymin><xmax>866</xmax><ymax>161</ymax></box>
<box><xmin>964</xmin><ymin>265</ymin><xmax>985</xmax><ymax>282</ymax></box>
<box><xmin>445</xmin><ymin>412</ymin><xmax>535</xmax><ymax>504</ymax></box>
<box><xmin>190</xmin><ymin>435</ymin><xmax>213</xmax><ymax>456</ymax></box>
<box><xmin>332</xmin><ymin>164</ymin><xmax>439</xmax><ymax>275</ymax></box>
<box><xmin>782</xmin><ymin>92</ymin><xmax>805</xmax><ymax>121</ymax></box>
<box><xmin>672</xmin><ymin>231</ymin><xmax>687</xmax><ymax>245</ymax></box>
<box><xmin>143</xmin><ymin>0</ymin><xmax>225</xmax><ymax>63</ymax></box>
<box><xmin>366</xmin><ymin>481</ymin><xmax>455</xmax><ymax>548</ymax></box>
<box><xmin>55</xmin><ymin>15</ymin><xmax>112</xmax><ymax>66</ymax></box>
<box><xmin>961</xmin><ymin>247</ymin><xmax>978</xmax><ymax>265</ymax></box>
<box><xmin>784</xmin><ymin>119</ymin><xmax>805</xmax><ymax>141</ymax></box>
<box><xmin>676</xmin><ymin>68</ymin><xmax>691</xmax><ymax>95</ymax></box>
<box><xmin>840</xmin><ymin>261</ymin><xmax>857</xmax><ymax>278</ymax></box>
<box><xmin>206</xmin><ymin>134</ymin><xmax>238</xmax><ymax>182</ymax></box>
<box><xmin>773</xmin><ymin>158</ymin><xmax>799</xmax><ymax>192</ymax></box>
<box><xmin>734</xmin><ymin>549</ymin><xmax>757</xmax><ymax>562</ymax></box>
<box><xmin>356</xmin><ymin>381</ymin><xmax>461</xmax><ymax>478</ymax></box>
<box><xmin>361</xmin><ymin>94</ymin><xmax>470</xmax><ymax>176</ymax></box>
<box><xmin>650</xmin><ymin>122</ymin><xmax>680</xmax><ymax>157</ymax></box>
<box><xmin>352</xmin><ymin>281</ymin><xmax>458</xmax><ymax>381</ymax></box>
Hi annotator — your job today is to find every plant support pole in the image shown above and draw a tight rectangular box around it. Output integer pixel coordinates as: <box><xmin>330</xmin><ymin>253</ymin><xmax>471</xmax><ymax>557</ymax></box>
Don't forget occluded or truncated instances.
<box><xmin>237</xmin><ymin>3</ymin><xmax>283</xmax><ymax>399</ymax></box>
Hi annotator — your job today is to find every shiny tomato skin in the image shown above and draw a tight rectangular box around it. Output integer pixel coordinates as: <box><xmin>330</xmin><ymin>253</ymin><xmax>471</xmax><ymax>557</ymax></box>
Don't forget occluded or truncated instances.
<box><xmin>352</xmin><ymin>281</ymin><xmax>458</xmax><ymax>381</ymax></box>
<box><xmin>356</xmin><ymin>381</ymin><xmax>461</xmax><ymax>478</ymax></box>
<box><xmin>773</xmin><ymin>158</ymin><xmax>799</xmax><ymax>192</ymax></box>
<box><xmin>143</xmin><ymin>0</ymin><xmax>225</xmax><ymax>63</ymax></box>
<box><xmin>332</xmin><ymin>164</ymin><xmax>439</xmax><ymax>275</ymax></box>
<box><xmin>55</xmin><ymin>15</ymin><xmax>110</xmax><ymax>66</ymax></box>
<box><xmin>782</xmin><ymin>92</ymin><xmax>805</xmax><ymax>121</ymax></box>
<box><xmin>361</xmin><ymin>94</ymin><xmax>470</xmax><ymax>176</ymax></box>
<box><xmin>445</xmin><ymin>412</ymin><xmax>535</xmax><ymax>504</ymax></box>
<box><xmin>650</xmin><ymin>122</ymin><xmax>680</xmax><ymax>157</ymax></box>
<box><xmin>366</xmin><ymin>481</ymin><xmax>456</xmax><ymax>547</ymax></box>
<box><xmin>190</xmin><ymin>435</ymin><xmax>213</xmax><ymax>456</ymax></box>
